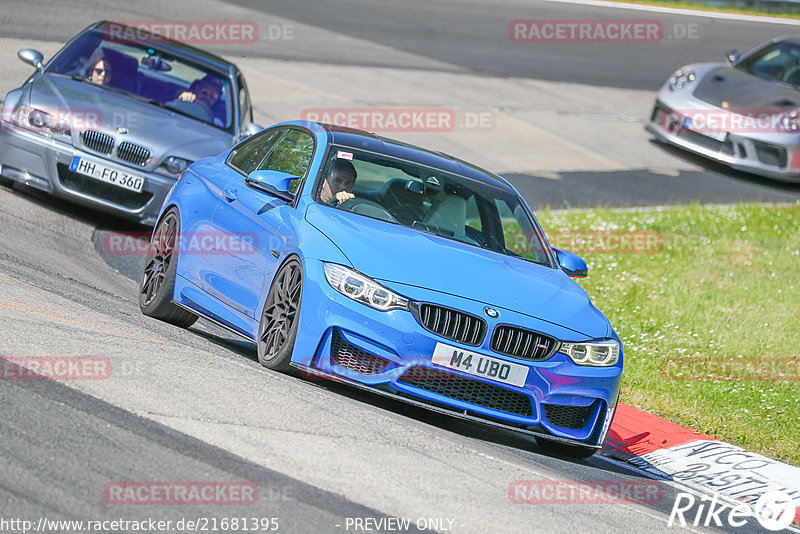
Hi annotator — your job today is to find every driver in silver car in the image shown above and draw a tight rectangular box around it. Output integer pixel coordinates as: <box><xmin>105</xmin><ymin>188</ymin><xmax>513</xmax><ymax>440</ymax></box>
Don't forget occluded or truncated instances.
<box><xmin>320</xmin><ymin>158</ymin><xmax>356</xmax><ymax>205</ymax></box>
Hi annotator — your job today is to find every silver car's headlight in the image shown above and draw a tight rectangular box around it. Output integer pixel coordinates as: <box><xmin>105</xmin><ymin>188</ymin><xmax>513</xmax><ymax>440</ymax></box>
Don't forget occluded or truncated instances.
<box><xmin>8</xmin><ymin>106</ymin><xmax>71</xmax><ymax>137</ymax></box>
<box><xmin>668</xmin><ymin>69</ymin><xmax>696</xmax><ymax>91</ymax></box>
<box><xmin>561</xmin><ymin>339</ymin><xmax>620</xmax><ymax>367</ymax></box>
<box><xmin>161</xmin><ymin>156</ymin><xmax>193</xmax><ymax>176</ymax></box>
<box><xmin>324</xmin><ymin>263</ymin><xmax>409</xmax><ymax>312</ymax></box>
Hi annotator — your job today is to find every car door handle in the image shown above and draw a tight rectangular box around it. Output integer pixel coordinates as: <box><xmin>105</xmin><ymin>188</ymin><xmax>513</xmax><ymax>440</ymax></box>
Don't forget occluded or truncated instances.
<box><xmin>224</xmin><ymin>188</ymin><xmax>237</xmax><ymax>202</ymax></box>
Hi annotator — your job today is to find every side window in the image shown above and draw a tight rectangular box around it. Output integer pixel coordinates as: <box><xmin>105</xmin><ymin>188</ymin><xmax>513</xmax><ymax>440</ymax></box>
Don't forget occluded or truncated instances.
<box><xmin>257</xmin><ymin>129</ymin><xmax>315</xmax><ymax>190</ymax></box>
<box><xmin>237</xmin><ymin>75</ymin><xmax>251</xmax><ymax>127</ymax></box>
<box><xmin>228</xmin><ymin>128</ymin><xmax>283</xmax><ymax>175</ymax></box>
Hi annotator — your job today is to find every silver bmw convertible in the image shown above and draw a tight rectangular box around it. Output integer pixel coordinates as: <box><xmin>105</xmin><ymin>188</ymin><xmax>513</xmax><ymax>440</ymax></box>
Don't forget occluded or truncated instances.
<box><xmin>647</xmin><ymin>36</ymin><xmax>800</xmax><ymax>182</ymax></box>
<box><xmin>0</xmin><ymin>21</ymin><xmax>261</xmax><ymax>225</ymax></box>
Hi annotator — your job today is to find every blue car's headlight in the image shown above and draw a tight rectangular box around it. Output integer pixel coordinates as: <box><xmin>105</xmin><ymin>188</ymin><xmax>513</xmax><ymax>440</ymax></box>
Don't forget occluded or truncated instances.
<box><xmin>668</xmin><ymin>68</ymin><xmax>696</xmax><ymax>91</ymax></box>
<box><xmin>324</xmin><ymin>263</ymin><xmax>409</xmax><ymax>312</ymax></box>
<box><xmin>561</xmin><ymin>339</ymin><xmax>620</xmax><ymax>367</ymax></box>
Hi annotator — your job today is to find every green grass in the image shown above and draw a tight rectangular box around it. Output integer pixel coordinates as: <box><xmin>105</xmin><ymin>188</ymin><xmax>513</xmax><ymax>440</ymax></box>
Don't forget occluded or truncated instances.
<box><xmin>604</xmin><ymin>0</ymin><xmax>800</xmax><ymax>18</ymax></box>
<box><xmin>536</xmin><ymin>203</ymin><xmax>800</xmax><ymax>465</ymax></box>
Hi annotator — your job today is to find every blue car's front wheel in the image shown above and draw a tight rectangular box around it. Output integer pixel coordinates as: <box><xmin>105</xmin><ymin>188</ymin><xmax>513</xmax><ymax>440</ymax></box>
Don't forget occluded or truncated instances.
<box><xmin>257</xmin><ymin>257</ymin><xmax>303</xmax><ymax>372</ymax></box>
<box><xmin>139</xmin><ymin>208</ymin><xmax>197</xmax><ymax>328</ymax></box>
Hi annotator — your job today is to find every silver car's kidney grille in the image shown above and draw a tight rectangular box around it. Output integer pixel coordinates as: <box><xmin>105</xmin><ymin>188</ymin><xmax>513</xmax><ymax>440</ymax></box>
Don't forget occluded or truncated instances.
<box><xmin>117</xmin><ymin>142</ymin><xmax>151</xmax><ymax>166</ymax></box>
<box><xmin>490</xmin><ymin>325</ymin><xmax>559</xmax><ymax>361</ymax></box>
<box><xmin>81</xmin><ymin>130</ymin><xmax>115</xmax><ymax>155</ymax></box>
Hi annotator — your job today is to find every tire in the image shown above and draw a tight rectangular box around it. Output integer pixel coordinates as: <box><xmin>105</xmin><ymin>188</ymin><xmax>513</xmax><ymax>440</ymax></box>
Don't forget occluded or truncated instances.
<box><xmin>257</xmin><ymin>257</ymin><xmax>303</xmax><ymax>372</ymax></box>
<box><xmin>139</xmin><ymin>208</ymin><xmax>198</xmax><ymax>328</ymax></box>
<box><xmin>536</xmin><ymin>437</ymin><xmax>598</xmax><ymax>459</ymax></box>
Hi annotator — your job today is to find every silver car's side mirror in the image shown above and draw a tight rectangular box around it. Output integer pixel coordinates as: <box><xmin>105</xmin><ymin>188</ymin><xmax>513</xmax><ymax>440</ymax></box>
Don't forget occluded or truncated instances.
<box><xmin>18</xmin><ymin>49</ymin><xmax>44</xmax><ymax>71</ymax></box>
<box><xmin>242</xmin><ymin>122</ymin><xmax>263</xmax><ymax>139</ymax></box>
<box><xmin>726</xmin><ymin>49</ymin><xmax>741</xmax><ymax>65</ymax></box>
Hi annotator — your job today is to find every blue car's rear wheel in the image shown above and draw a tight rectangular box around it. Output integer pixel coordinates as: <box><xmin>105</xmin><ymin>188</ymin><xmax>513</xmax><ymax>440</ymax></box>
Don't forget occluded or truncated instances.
<box><xmin>257</xmin><ymin>257</ymin><xmax>302</xmax><ymax>371</ymax></box>
<box><xmin>139</xmin><ymin>208</ymin><xmax>197</xmax><ymax>328</ymax></box>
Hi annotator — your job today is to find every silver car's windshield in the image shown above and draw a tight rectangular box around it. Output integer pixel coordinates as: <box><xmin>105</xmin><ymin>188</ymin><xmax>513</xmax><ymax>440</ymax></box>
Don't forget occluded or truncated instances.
<box><xmin>736</xmin><ymin>41</ymin><xmax>800</xmax><ymax>86</ymax></box>
<box><xmin>47</xmin><ymin>29</ymin><xmax>233</xmax><ymax>131</ymax></box>
<box><xmin>315</xmin><ymin>147</ymin><xmax>553</xmax><ymax>267</ymax></box>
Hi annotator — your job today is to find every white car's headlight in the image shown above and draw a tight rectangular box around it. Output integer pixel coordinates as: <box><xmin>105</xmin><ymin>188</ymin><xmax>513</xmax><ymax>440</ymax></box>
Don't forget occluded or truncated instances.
<box><xmin>668</xmin><ymin>69</ymin><xmax>696</xmax><ymax>91</ymax></box>
<box><xmin>561</xmin><ymin>339</ymin><xmax>620</xmax><ymax>367</ymax></box>
<box><xmin>324</xmin><ymin>263</ymin><xmax>409</xmax><ymax>312</ymax></box>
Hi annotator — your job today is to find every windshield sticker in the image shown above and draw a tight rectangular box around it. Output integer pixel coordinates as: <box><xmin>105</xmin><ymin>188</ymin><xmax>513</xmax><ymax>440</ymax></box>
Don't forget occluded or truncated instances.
<box><xmin>337</xmin><ymin>151</ymin><xmax>353</xmax><ymax>160</ymax></box>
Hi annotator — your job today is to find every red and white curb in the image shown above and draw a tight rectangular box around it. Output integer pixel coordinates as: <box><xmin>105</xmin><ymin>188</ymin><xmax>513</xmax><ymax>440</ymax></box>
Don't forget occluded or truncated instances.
<box><xmin>602</xmin><ymin>403</ymin><xmax>800</xmax><ymax>526</ymax></box>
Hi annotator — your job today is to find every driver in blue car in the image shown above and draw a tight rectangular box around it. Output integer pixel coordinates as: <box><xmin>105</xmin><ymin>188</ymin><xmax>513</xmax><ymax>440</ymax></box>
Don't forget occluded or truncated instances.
<box><xmin>320</xmin><ymin>159</ymin><xmax>357</xmax><ymax>205</ymax></box>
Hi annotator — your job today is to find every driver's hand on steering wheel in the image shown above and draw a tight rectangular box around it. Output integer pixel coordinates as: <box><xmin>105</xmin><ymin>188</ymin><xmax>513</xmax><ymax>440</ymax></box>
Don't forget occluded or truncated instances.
<box><xmin>178</xmin><ymin>91</ymin><xmax>197</xmax><ymax>102</ymax></box>
<box><xmin>331</xmin><ymin>190</ymin><xmax>355</xmax><ymax>206</ymax></box>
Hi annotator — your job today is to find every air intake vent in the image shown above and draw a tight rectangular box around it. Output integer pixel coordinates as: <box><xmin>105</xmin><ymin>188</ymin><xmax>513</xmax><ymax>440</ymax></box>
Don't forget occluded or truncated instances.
<box><xmin>330</xmin><ymin>329</ymin><xmax>390</xmax><ymax>375</ymax></box>
<box><xmin>398</xmin><ymin>366</ymin><xmax>533</xmax><ymax>416</ymax></box>
<box><xmin>543</xmin><ymin>403</ymin><xmax>593</xmax><ymax>429</ymax></box>
<box><xmin>81</xmin><ymin>130</ymin><xmax>114</xmax><ymax>155</ymax></box>
<box><xmin>117</xmin><ymin>142</ymin><xmax>151</xmax><ymax>166</ymax></box>
<box><xmin>413</xmin><ymin>303</ymin><xmax>486</xmax><ymax>346</ymax></box>
<box><xmin>491</xmin><ymin>325</ymin><xmax>559</xmax><ymax>361</ymax></box>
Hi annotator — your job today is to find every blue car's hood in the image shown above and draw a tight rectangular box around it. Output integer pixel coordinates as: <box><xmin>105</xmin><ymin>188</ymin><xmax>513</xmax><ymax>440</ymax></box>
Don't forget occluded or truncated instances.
<box><xmin>306</xmin><ymin>204</ymin><xmax>610</xmax><ymax>338</ymax></box>
<box><xmin>26</xmin><ymin>74</ymin><xmax>233</xmax><ymax>160</ymax></box>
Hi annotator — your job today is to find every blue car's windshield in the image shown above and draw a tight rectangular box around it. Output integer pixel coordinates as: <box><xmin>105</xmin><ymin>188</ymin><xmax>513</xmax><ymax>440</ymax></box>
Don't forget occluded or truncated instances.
<box><xmin>735</xmin><ymin>41</ymin><xmax>800</xmax><ymax>86</ymax></box>
<box><xmin>47</xmin><ymin>28</ymin><xmax>233</xmax><ymax>131</ymax></box>
<box><xmin>316</xmin><ymin>146</ymin><xmax>553</xmax><ymax>267</ymax></box>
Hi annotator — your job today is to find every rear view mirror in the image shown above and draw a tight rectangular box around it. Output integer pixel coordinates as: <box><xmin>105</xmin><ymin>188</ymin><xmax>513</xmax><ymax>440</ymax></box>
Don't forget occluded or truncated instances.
<box><xmin>726</xmin><ymin>49</ymin><xmax>741</xmax><ymax>65</ymax></box>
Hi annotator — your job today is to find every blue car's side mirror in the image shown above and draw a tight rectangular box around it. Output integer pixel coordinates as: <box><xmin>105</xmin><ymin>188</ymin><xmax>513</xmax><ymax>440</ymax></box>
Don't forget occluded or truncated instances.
<box><xmin>245</xmin><ymin>170</ymin><xmax>298</xmax><ymax>202</ymax></box>
<box><xmin>552</xmin><ymin>247</ymin><xmax>588</xmax><ymax>278</ymax></box>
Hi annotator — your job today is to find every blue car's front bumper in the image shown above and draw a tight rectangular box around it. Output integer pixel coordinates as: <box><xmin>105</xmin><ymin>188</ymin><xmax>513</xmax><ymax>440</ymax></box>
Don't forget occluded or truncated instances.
<box><xmin>291</xmin><ymin>259</ymin><xmax>622</xmax><ymax>448</ymax></box>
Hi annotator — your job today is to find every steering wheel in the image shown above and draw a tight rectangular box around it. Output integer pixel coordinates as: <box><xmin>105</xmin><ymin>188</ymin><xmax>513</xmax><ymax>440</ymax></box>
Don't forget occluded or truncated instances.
<box><xmin>337</xmin><ymin>198</ymin><xmax>398</xmax><ymax>224</ymax></box>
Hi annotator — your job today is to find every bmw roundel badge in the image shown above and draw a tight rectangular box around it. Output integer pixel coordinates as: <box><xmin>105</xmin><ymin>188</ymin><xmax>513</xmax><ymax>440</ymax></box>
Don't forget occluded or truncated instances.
<box><xmin>484</xmin><ymin>307</ymin><xmax>499</xmax><ymax>319</ymax></box>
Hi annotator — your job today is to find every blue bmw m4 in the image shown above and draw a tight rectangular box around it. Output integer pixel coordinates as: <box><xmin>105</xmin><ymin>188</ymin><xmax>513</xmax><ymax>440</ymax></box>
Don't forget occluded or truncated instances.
<box><xmin>139</xmin><ymin>121</ymin><xmax>622</xmax><ymax>458</ymax></box>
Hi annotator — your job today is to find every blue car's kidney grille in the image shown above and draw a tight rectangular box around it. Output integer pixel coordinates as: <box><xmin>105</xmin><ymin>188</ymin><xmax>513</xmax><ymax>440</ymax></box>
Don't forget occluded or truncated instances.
<box><xmin>491</xmin><ymin>325</ymin><xmax>559</xmax><ymax>361</ymax></box>
<box><xmin>81</xmin><ymin>129</ymin><xmax>115</xmax><ymax>155</ymax></box>
<box><xmin>413</xmin><ymin>303</ymin><xmax>486</xmax><ymax>346</ymax></box>
<box><xmin>398</xmin><ymin>366</ymin><xmax>533</xmax><ymax>417</ymax></box>
<box><xmin>117</xmin><ymin>142</ymin><xmax>151</xmax><ymax>166</ymax></box>
<box><xmin>543</xmin><ymin>403</ymin><xmax>592</xmax><ymax>429</ymax></box>
<box><xmin>330</xmin><ymin>329</ymin><xmax>390</xmax><ymax>375</ymax></box>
